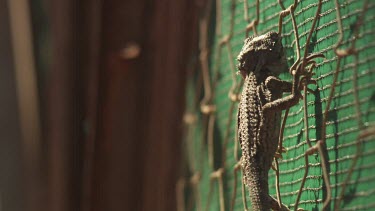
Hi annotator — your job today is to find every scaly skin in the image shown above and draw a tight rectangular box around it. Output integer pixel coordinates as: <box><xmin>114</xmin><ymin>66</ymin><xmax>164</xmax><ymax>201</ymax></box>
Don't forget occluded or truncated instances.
<box><xmin>238</xmin><ymin>70</ymin><xmax>288</xmax><ymax>211</ymax></box>
<box><xmin>237</xmin><ymin>31</ymin><xmax>310</xmax><ymax>211</ymax></box>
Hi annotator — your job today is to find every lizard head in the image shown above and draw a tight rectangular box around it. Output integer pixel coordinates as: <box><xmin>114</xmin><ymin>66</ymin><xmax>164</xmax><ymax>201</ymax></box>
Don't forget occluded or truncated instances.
<box><xmin>237</xmin><ymin>31</ymin><xmax>288</xmax><ymax>78</ymax></box>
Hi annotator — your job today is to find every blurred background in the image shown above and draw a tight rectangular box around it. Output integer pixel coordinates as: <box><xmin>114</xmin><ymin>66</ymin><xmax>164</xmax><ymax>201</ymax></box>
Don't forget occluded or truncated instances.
<box><xmin>0</xmin><ymin>0</ymin><xmax>201</xmax><ymax>210</ymax></box>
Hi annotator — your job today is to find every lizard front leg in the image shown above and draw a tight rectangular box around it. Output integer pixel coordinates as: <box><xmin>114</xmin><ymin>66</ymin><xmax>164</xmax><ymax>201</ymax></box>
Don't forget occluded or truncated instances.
<box><xmin>265</xmin><ymin>76</ymin><xmax>293</xmax><ymax>93</ymax></box>
<box><xmin>265</xmin><ymin>76</ymin><xmax>294</xmax><ymax>160</ymax></box>
<box><xmin>262</xmin><ymin>72</ymin><xmax>302</xmax><ymax>114</ymax></box>
<box><xmin>263</xmin><ymin>53</ymin><xmax>323</xmax><ymax>113</ymax></box>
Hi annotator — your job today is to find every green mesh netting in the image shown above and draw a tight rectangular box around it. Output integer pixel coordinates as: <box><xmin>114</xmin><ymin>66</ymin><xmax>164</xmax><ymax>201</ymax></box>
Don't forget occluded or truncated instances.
<box><xmin>181</xmin><ymin>0</ymin><xmax>375</xmax><ymax>210</ymax></box>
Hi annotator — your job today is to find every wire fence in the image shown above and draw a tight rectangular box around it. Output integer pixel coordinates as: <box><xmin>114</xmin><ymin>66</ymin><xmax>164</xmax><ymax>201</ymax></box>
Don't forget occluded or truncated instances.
<box><xmin>178</xmin><ymin>0</ymin><xmax>375</xmax><ymax>210</ymax></box>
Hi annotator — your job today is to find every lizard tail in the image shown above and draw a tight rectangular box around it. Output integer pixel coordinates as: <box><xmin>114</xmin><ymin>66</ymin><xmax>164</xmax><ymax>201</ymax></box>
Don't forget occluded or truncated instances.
<box><xmin>245</xmin><ymin>164</ymin><xmax>290</xmax><ymax>210</ymax></box>
<box><xmin>245</xmin><ymin>164</ymin><xmax>270</xmax><ymax>210</ymax></box>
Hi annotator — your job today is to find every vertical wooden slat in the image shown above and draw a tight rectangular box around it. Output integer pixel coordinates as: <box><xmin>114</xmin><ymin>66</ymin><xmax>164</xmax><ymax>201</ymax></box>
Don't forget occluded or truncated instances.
<box><xmin>78</xmin><ymin>1</ymin><xmax>102</xmax><ymax>211</ymax></box>
<box><xmin>44</xmin><ymin>0</ymin><xmax>200</xmax><ymax>210</ymax></box>
<box><xmin>0</xmin><ymin>1</ymin><xmax>26</xmax><ymax>211</ymax></box>
<box><xmin>90</xmin><ymin>1</ymin><xmax>150</xmax><ymax>210</ymax></box>
<box><xmin>140</xmin><ymin>0</ymin><xmax>199</xmax><ymax>210</ymax></box>
<box><xmin>47</xmin><ymin>1</ymin><xmax>80</xmax><ymax>211</ymax></box>
<box><xmin>7</xmin><ymin>1</ymin><xmax>42</xmax><ymax>210</ymax></box>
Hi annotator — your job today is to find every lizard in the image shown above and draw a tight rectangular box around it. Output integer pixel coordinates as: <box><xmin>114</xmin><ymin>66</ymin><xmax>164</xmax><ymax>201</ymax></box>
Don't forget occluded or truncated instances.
<box><xmin>237</xmin><ymin>31</ymin><xmax>321</xmax><ymax>210</ymax></box>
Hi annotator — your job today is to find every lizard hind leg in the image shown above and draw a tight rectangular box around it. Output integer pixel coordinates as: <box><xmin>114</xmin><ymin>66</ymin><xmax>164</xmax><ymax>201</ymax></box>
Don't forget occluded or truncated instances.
<box><xmin>274</xmin><ymin>146</ymin><xmax>287</xmax><ymax>159</ymax></box>
<box><xmin>268</xmin><ymin>196</ymin><xmax>307</xmax><ymax>211</ymax></box>
<box><xmin>268</xmin><ymin>195</ymin><xmax>290</xmax><ymax>211</ymax></box>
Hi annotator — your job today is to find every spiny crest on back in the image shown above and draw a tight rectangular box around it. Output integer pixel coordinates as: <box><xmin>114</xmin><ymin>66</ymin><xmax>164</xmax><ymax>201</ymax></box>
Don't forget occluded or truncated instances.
<box><xmin>237</xmin><ymin>31</ymin><xmax>283</xmax><ymax>77</ymax></box>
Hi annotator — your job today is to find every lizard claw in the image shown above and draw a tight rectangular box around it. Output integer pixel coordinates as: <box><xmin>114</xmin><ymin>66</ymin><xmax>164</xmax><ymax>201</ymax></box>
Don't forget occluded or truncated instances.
<box><xmin>300</xmin><ymin>76</ymin><xmax>316</xmax><ymax>86</ymax></box>
<box><xmin>274</xmin><ymin>152</ymin><xmax>283</xmax><ymax>159</ymax></box>
<box><xmin>274</xmin><ymin>146</ymin><xmax>287</xmax><ymax>160</ymax></box>
<box><xmin>298</xmin><ymin>76</ymin><xmax>316</xmax><ymax>94</ymax></box>
<box><xmin>279</xmin><ymin>146</ymin><xmax>287</xmax><ymax>153</ymax></box>
<box><xmin>277</xmin><ymin>146</ymin><xmax>287</xmax><ymax>154</ymax></box>
<box><xmin>294</xmin><ymin>53</ymin><xmax>324</xmax><ymax>77</ymax></box>
<box><xmin>293</xmin><ymin>54</ymin><xmax>322</xmax><ymax>97</ymax></box>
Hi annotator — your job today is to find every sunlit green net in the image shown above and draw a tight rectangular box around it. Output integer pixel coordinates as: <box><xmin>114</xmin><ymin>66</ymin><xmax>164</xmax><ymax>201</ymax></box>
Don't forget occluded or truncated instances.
<box><xmin>180</xmin><ymin>0</ymin><xmax>375</xmax><ymax>210</ymax></box>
